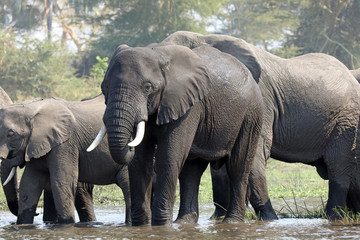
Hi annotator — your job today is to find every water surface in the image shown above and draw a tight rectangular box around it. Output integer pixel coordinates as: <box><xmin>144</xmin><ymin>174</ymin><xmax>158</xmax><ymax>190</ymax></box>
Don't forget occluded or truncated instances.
<box><xmin>1</xmin><ymin>203</ymin><xmax>360</xmax><ymax>239</ymax></box>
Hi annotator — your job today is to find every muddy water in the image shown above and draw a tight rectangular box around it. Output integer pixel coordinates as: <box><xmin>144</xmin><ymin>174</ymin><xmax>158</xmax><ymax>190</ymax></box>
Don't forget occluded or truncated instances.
<box><xmin>1</xmin><ymin>203</ymin><xmax>360</xmax><ymax>239</ymax></box>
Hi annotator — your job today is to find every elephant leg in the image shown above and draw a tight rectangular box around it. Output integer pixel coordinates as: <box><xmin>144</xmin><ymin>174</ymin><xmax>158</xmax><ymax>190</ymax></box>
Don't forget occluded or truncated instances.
<box><xmin>151</xmin><ymin>158</ymin><xmax>179</xmax><ymax>225</ymax></box>
<box><xmin>223</xmin><ymin>120</ymin><xmax>261</xmax><ymax>223</ymax></box>
<box><xmin>152</xmin><ymin>121</ymin><xmax>198</xmax><ymax>226</ymax></box>
<box><xmin>175</xmin><ymin>158</ymin><xmax>208</xmax><ymax>224</ymax></box>
<box><xmin>48</xmin><ymin>150</ymin><xmax>78</xmax><ymax>224</ymax></box>
<box><xmin>326</xmin><ymin>178</ymin><xmax>350</xmax><ymax>219</ymax></box>
<box><xmin>324</xmin><ymin>131</ymin><xmax>355</xmax><ymax>220</ymax></box>
<box><xmin>43</xmin><ymin>186</ymin><xmax>58</xmax><ymax>223</ymax></box>
<box><xmin>346</xmin><ymin>178</ymin><xmax>360</xmax><ymax>213</ymax></box>
<box><xmin>17</xmin><ymin>165</ymin><xmax>46</xmax><ymax>224</ymax></box>
<box><xmin>209</xmin><ymin>165</ymin><xmax>230</xmax><ymax>220</ymax></box>
<box><xmin>75</xmin><ymin>182</ymin><xmax>96</xmax><ymax>222</ymax></box>
<box><xmin>128</xmin><ymin>139</ymin><xmax>155</xmax><ymax>226</ymax></box>
<box><xmin>116</xmin><ymin>166</ymin><xmax>131</xmax><ymax>225</ymax></box>
<box><xmin>248</xmin><ymin>136</ymin><xmax>278</xmax><ymax>220</ymax></box>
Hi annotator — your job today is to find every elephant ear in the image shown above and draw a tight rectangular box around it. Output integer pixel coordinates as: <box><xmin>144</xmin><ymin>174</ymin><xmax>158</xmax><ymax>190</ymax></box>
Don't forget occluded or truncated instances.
<box><xmin>211</xmin><ymin>38</ymin><xmax>261</xmax><ymax>83</ymax></box>
<box><xmin>155</xmin><ymin>45</ymin><xmax>211</xmax><ymax>125</ymax></box>
<box><xmin>25</xmin><ymin>99</ymin><xmax>76</xmax><ymax>161</ymax></box>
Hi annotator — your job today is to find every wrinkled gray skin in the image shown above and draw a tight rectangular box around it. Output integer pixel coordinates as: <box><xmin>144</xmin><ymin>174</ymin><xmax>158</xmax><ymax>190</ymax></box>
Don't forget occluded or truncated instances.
<box><xmin>0</xmin><ymin>88</ymin><xmax>97</xmax><ymax>223</ymax></box>
<box><xmin>100</xmin><ymin>44</ymin><xmax>263</xmax><ymax>225</ymax></box>
<box><xmin>351</xmin><ymin>68</ymin><xmax>360</xmax><ymax>82</ymax></box>
<box><xmin>162</xmin><ymin>31</ymin><xmax>360</xmax><ymax>221</ymax></box>
<box><xmin>0</xmin><ymin>86</ymin><xmax>18</xmax><ymax>216</ymax></box>
<box><xmin>0</xmin><ymin>95</ymin><xmax>131</xmax><ymax>224</ymax></box>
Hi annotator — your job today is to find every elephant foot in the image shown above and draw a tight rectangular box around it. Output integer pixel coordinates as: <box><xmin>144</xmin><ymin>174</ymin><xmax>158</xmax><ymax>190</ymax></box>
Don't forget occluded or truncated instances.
<box><xmin>17</xmin><ymin>208</ymin><xmax>36</xmax><ymax>224</ymax></box>
<box><xmin>151</xmin><ymin>218</ymin><xmax>173</xmax><ymax>226</ymax></box>
<box><xmin>209</xmin><ymin>208</ymin><xmax>227</xmax><ymax>220</ymax></box>
<box><xmin>258</xmin><ymin>210</ymin><xmax>278</xmax><ymax>221</ymax></box>
<box><xmin>174</xmin><ymin>212</ymin><xmax>198</xmax><ymax>224</ymax></box>
<box><xmin>325</xmin><ymin>206</ymin><xmax>344</xmax><ymax>221</ymax></box>
<box><xmin>222</xmin><ymin>215</ymin><xmax>244</xmax><ymax>224</ymax></box>
<box><xmin>253</xmin><ymin>200</ymin><xmax>278</xmax><ymax>220</ymax></box>
<box><xmin>56</xmin><ymin>216</ymin><xmax>75</xmax><ymax>224</ymax></box>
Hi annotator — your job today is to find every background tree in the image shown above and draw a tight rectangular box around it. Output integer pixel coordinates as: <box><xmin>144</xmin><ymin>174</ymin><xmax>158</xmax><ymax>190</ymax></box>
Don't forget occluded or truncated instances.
<box><xmin>288</xmin><ymin>0</ymin><xmax>360</xmax><ymax>69</ymax></box>
<box><xmin>217</xmin><ymin>0</ymin><xmax>307</xmax><ymax>55</ymax></box>
<box><xmin>0</xmin><ymin>30</ymin><xmax>100</xmax><ymax>101</ymax></box>
<box><xmin>82</xmin><ymin>0</ymin><xmax>225</xmax><ymax>75</ymax></box>
<box><xmin>1</xmin><ymin>0</ymin><xmax>360</xmax><ymax>102</ymax></box>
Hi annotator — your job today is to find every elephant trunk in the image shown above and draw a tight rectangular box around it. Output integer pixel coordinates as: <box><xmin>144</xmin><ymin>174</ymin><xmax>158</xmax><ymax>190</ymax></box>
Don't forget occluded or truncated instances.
<box><xmin>104</xmin><ymin>94</ymin><xmax>142</xmax><ymax>165</ymax></box>
<box><xmin>1</xmin><ymin>159</ymin><xmax>19</xmax><ymax>216</ymax></box>
<box><xmin>106</xmin><ymin>119</ymin><xmax>135</xmax><ymax>165</ymax></box>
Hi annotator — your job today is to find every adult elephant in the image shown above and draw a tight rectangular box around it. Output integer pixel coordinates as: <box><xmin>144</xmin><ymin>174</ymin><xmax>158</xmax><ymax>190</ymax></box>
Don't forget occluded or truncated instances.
<box><xmin>162</xmin><ymin>31</ymin><xmax>360</xmax><ymax>221</ymax></box>
<box><xmin>89</xmin><ymin>44</ymin><xmax>263</xmax><ymax>225</ymax></box>
<box><xmin>0</xmin><ymin>95</ymin><xmax>131</xmax><ymax>224</ymax></box>
<box><xmin>351</xmin><ymin>68</ymin><xmax>360</xmax><ymax>82</ymax></box>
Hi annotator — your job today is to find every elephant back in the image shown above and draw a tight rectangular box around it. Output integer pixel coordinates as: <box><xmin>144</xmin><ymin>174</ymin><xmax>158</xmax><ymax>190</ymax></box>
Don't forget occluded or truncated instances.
<box><xmin>351</xmin><ymin>68</ymin><xmax>360</xmax><ymax>83</ymax></box>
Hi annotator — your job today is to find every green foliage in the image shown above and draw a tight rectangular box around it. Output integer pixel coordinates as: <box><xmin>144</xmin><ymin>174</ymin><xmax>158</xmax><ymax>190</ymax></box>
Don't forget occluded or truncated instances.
<box><xmin>0</xmin><ymin>30</ymin><xmax>100</xmax><ymax>101</ymax></box>
<box><xmin>0</xmin><ymin>1</ymin><xmax>43</xmax><ymax>32</ymax></box>
<box><xmin>93</xmin><ymin>184</ymin><xmax>126</xmax><ymax>206</ymax></box>
<box><xmin>90</xmin><ymin>56</ymin><xmax>109</xmax><ymax>78</ymax></box>
<box><xmin>274</xmin><ymin>44</ymin><xmax>303</xmax><ymax>59</ymax></box>
<box><xmin>84</xmin><ymin>0</ymin><xmax>226</xmax><ymax>74</ymax></box>
<box><xmin>334</xmin><ymin>207</ymin><xmax>360</xmax><ymax>225</ymax></box>
<box><xmin>289</xmin><ymin>0</ymin><xmax>360</xmax><ymax>68</ymax></box>
<box><xmin>220</xmin><ymin>0</ymin><xmax>306</xmax><ymax>51</ymax></box>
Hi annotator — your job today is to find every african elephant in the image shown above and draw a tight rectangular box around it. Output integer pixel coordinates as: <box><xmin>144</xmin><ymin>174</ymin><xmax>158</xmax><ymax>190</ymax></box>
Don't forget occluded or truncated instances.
<box><xmin>1</xmin><ymin>157</ymin><xmax>97</xmax><ymax>223</ymax></box>
<box><xmin>0</xmin><ymin>86</ymin><xmax>18</xmax><ymax>217</ymax></box>
<box><xmin>89</xmin><ymin>44</ymin><xmax>263</xmax><ymax>226</ymax></box>
<box><xmin>0</xmin><ymin>95</ymin><xmax>131</xmax><ymax>224</ymax></box>
<box><xmin>162</xmin><ymin>31</ymin><xmax>360</xmax><ymax>221</ymax></box>
<box><xmin>351</xmin><ymin>68</ymin><xmax>360</xmax><ymax>82</ymax></box>
<box><xmin>0</xmin><ymin>91</ymin><xmax>98</xmax><ymax>223</ymax></box>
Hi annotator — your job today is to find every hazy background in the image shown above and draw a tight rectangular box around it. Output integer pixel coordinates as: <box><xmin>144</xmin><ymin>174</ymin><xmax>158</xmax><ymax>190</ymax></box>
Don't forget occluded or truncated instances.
<box><xmin>1</xmin><ymin>0</ymin><xmax>359</xmax><ymax>102</ymax></box>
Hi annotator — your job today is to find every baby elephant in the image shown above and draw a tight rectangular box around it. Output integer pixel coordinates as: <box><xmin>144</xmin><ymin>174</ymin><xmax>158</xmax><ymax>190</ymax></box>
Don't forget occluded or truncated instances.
<box><xmin>0</xmin><ymin>95</ymin><xmax>131</xmax><ymax>224</ymax></box>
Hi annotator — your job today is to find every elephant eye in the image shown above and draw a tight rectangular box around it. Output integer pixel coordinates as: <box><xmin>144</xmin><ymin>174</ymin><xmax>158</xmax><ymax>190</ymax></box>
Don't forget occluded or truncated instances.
<box><xmin>7</xmin><ymin>130</ymin><xmax>15</xmax><ymax>138</ymax></box>
<box><xmin>144</xmin><ymin>83</ymin><xmax>153</xmax><ymax>93</ymax></box>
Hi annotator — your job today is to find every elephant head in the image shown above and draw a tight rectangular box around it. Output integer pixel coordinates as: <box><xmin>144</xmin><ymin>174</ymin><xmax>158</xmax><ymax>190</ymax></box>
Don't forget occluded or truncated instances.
<box><xmin>0</xmin><ymin>86</ymin><xmax>17</xmax><ymax>216</ymax></box>
<box><xmin>89</xmin><ymin>44</ymin><xmax>211</xmax><ymax>165</ymax></box>
<box><xmin>0</xmin><ymin>98</ymin><xmax>76</xmax><ymax>182</ymax></box>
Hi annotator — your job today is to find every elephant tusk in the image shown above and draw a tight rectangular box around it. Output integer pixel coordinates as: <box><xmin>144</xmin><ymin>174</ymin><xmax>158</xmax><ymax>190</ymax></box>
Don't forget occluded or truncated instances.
<box><xmin>128</xmin><ymin>121</ymin><xmax>146</xmax><ymax>147</ymax></box>
<box><xmin>3</xmin><ymin>167</ymin><xmax>16</xmax><ymax>186</ymax></box>
<box><xmin>87</xmin><ymin>124</ymin><xmax>107</xmax><ymax>152</ymax></box>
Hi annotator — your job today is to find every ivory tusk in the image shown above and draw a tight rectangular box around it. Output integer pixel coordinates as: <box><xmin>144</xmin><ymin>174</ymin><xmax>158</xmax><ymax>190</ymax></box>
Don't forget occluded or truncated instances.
<box><xmin>87</xmin><ymin>124</ymin><xmax>107</xmax><ymax>152</ymax></box>
<box><xmin>128</xmin><ymin>121</ymin><xmax>146</xmax><ymax>147</ymax></box>
<box><xmin>3</xmin><ymin>167</ymin><xmax>16</xmax><ymax>186</ymax></box>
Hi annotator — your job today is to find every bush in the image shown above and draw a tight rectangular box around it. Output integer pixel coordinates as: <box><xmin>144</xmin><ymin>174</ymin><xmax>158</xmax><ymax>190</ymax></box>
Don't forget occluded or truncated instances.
<box><xmin>0</xmin><ymin>30</ymin><xmax>101</xmax><ymax>102</ymax></box>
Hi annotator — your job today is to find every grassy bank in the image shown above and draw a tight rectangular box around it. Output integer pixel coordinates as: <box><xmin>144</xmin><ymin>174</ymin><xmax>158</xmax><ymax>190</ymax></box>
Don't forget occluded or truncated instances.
<box><xmin>0</xmin><ymin>159</ymin><xmax>328</xmax><ymax>218</ymax></box>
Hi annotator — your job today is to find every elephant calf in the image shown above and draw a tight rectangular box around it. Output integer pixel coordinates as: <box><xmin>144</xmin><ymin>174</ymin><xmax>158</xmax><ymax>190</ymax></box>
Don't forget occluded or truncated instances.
<box><xmin>0</xmin><ymin>95</ymin><xmax>131</xmax><ymax>224</ymax></box>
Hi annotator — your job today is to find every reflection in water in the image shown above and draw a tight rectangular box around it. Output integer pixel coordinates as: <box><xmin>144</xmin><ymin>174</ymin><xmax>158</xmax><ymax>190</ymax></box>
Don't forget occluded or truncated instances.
<box><xmin>1</xmin><ymin>204</ymin><xmax>360</xmax><ymax>239</ymax></box>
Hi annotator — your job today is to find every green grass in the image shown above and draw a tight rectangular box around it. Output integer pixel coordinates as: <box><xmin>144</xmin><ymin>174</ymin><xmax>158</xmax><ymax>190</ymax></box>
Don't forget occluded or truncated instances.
<box><xmin>0</xmin><ymin>159</ymin><xmax>329</xmax><ymax>219</ymax></box>
<box><xmin>266</xmin><ymin>159</ymin><xmax>328</xmax><ymax>199</ymax></box>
